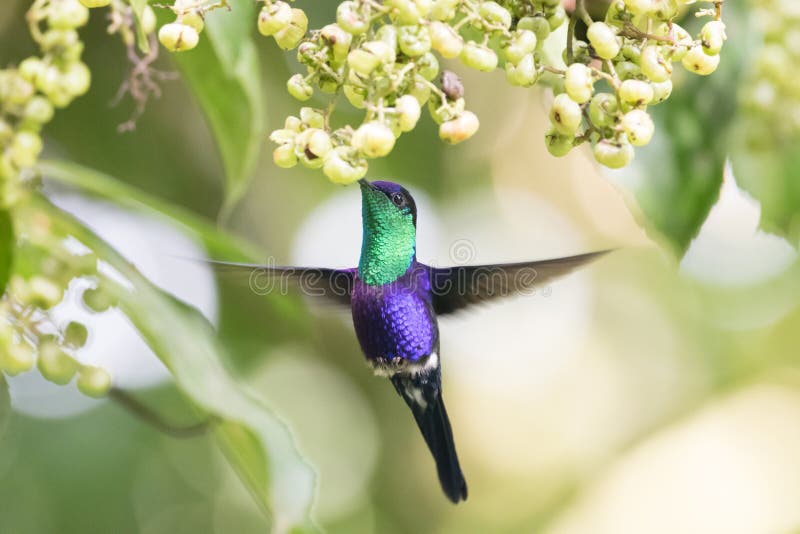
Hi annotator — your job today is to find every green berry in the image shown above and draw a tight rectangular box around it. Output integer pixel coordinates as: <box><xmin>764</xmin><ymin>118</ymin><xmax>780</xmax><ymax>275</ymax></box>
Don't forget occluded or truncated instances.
<box><xmin>505</xmin><ymin>53</ymin><xmax>537</xmax><ymax>87</ymax></box>
<box><xmin>273</xmin><ymin>143</ymin><xmax>298</xmax><ymax>168</ymax></box>
<box><xmin>269</xmin><ymin>128</ymin><xmax>296</xmax><ymax>145</ymax></box>
<box><xmin>306</xmin><ymin>129</ymin><xmax>333</xmax><ymax>159</ymax></box>
<box><xmin>587</xmin><ymin>22</ymin><xmax>620</xmax><ymax>60</ymax></box>
<box><xmin>549</xmin><ymin>93</ymin><xmax>582</xmax><ymax>135</ymax></box>
<box><xmin>544</xmin><ymin>127</ymin><xmax>573</xmax><ymax>157</ymax></box>
<box><xmin>387</xmin><ymin>0</ymin><xmax>424</xmax><ymax>25</ymax></box>
<box><xmin>79</xmin><ymin>0</ymin><xmax>110</xmax><ymax>6</ymax></box>
<box><xmin>18</xmin><ymin>57</ymin><xmax>45</xmax><ymax>83</ymax></box>
<box><xmin>651</xmin><ymin>79</ymin><xmax>672</xmax><ymax>104</ymax></box>
<box><xmin>547</xmin><ymin>6</ymin><xmax>567</xmax><ymax>31</ymax></box>
<box><xmin>287</xmin><ymin>74</ymin><xmax>313</xmax><ymax>101</ymax></box>
<box><xmin>640</xmin><ymin>45</ymin><xmax>672</xmax><ymax>83</ymax></box>
<box><xmin>41</xmin><ymin>28</ymin><xmax>80</xmax><ymax>51</ymax></box>
<box><xmin>300</xmin><ymin>107</ymin><xmax>325</xmax><ymax>129</ymax></box>
<box><xmin>416</xmin><ymin>52</ymin><xmax>439</xmax><ymax>81</ymax></box>
<box><xmin>140</xmin><ymin>5</ymin><xmax>157</xmax><ymax>34</ymax></box>
<box><xmin>565</xmin><ymin>63</ymin><xmax>594</xmax><ymax>104</ymax></box>
<box><xmin>274</xmin><ymin>9</ymin><xmax>308</xmax><ymax>50</ymax></box>
<box><xmin>179</xmin><ymin>10</ymin><xmax>205</xmax><ymax>33</ymax></box>
<box><xmin>82</xmin><ymin>286</ymin><xmax>115</xmax><ymax>313</ymax></box>
<box><xmin>593</xmin><ymin>138</ymin><xmax>633</xmax><ymax>168</ymax></box>
<box><xmin>24</xmin><ymin>96</ymin><xmax>55</xmax><ymax>124</ymax></box>
<box><xmin>323</xmin><ymin>147</ymin><xmax>367</xmax><ymax>184</ymax></box>
<box><xmin>682</xmin><ymin>45</ymin><xmax>720</xmax><ymax>75</ymax></box>
<box><xmin>701</xmin><ymin>20</ymin><xmax>726</xmax><ymax>55</ymax></box>
<box><xmin>348</xmin><ymin>40</ymin><xmax>395</xmax><ymax>76</ymax></box>
<box><xmin>478</xmin><ymin>2</ymin><xmax>512</xmax><ymax>30</ymax></box>
<box><xmin>460</xmin><ymin>41</ymin><xmax>498</xmax><ymax>72</ymax></box>
<box><xmin>47</xmin><ymin>0</ymin><xmax>90</xmax><ymax>30</ymax></box>
<box><xmin>285</xmin><ymin>116</ymin><xmax>302</xmax><ymax>131</ymax></box>
<box><xmin>61</xmin><ymin>61</ymin><xmax>91</xmax><ymax>97</ymax></box>
<box><xmin>343</xmin><ymin>83</ymin><xmax>366</xmax><ymax>108</ymax></box>
<box><xmin>588</xmin><ymin>92</ymin><xmax>618</xmax><ymax>127</ymax></box>
<box><xmin>503</xmin><ymin>30</ymin><xmax>537</xmax><ymax>65</ymax></box>
<box><xmin>258</xmin><ymin>2</ymin><xmax>291</xmax><ymax>36</ymax></box>
<box><xmin>337</xmin><ymin>1</ymin><xmax>369</xmax><ymax>35</ymax></box>
<box><xmin>321</xmin><ymin>24</ymin><xmax>352</xmax><ymax>63</ymax></box>
<box><xmin>619</xmin><ymin>79</ymin><xmax>654</xmax><ymax>106</ymax></box>
<box><xmin>518</xmin><ymin>16</ymin><xmax>550</xmax><ymax>42</ymax></box>
<box><xmin>10</xmin><ymin>131</ymin><xmax>43</xmax><ymax>168</ymax></box>
<box><xmin>431</xmin><ymin>0</ymin><xmax>459</xmax><ymax>20</ymax></box>
<box><xmin>621</xmin><ymin>109</ymin><xmax>654</xmax><ymax>146</ymax></box>
<box><xmin>159</xmin><ymin>22</ymin><xmax>199</xmax><ymax>52</ymax></box>
<box><xmin>396</xmin><ymin>94</ymin><xmax>421</xmax><ymax>132</ymax></box>
<box><xmin>409</xmin><ymin>77</ymin><xmax>431</xmax><ymax>105</ymax></box>
<box><xmin>398</xmin><ymin>25</ymin><xmax>431</xmax><ymax>57</ymax></box>
<box><xmin>37</xmin><ymin>342</ymin><xmax>79</xmax><ymax>385</ymax></box>
<box><xmin>64</xmin><ymin>321</ymin><xmax>89</xmax><ymax>348</ymax></box>
<box><xmin>352</xmin><ymin>121</ymin><xmax>396</xmax><ymax>158</ymax></box>
<box><xmin>623</xmin><ymin>0</ymin><xmax>655</xmax><ymax>15</ymax></box>
<box><xmin>439</xmin><ymin>111</ymin><xmax>479</xmax><ymax>144</ymax></box>
<box><xmin>77</xmin><ymin>366</ymin><xmax>112</xmax><ymax>398</ymax></box>
<box><xmin>429</xmin><ymin>21</ymin><xmax>463</xmax><ymax>59</ymax></box>
<box><xmin>1</xmin><ymin>342</ymin><xmax>35</xmax><ymax>376</ymax></box>
<box><xmin>614</xmin><ymin>61</ymin><xmax>641</xmax><ymax>81</ymax></box>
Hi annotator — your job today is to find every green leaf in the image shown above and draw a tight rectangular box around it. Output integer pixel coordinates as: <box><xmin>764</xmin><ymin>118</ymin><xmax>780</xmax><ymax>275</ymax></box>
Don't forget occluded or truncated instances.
<box><xmin>730</xmin><ymin>128</ymin><xmax>800</xmax><ymax>245</ymax></box>
<box><xmin>0</xmin><ymin>209</ymin><xmax>12</xmax><ymax>293</ymax></box>
<box><xmin>129</xmin><ymin>0</ymin><xmax>151</xmax><ymax>54</ymax></box>
<box><xmin>0</xmin><ymin>374</ymin><xmax>9</xmax><ymax>440</ymax></box>
<box><xmin>20</xmin><ymin>196</ymin><xmax>317</xmax><ymax>530</ymax></box>
<box><xmin>38</xmin><ymin>159</ymin><xmax>262</xmax><ymax>261</ymax></box>
<box><xmin>172</xmin><ymin>1</ymin><xmax>265</xmax><ymax>218</ymax></box>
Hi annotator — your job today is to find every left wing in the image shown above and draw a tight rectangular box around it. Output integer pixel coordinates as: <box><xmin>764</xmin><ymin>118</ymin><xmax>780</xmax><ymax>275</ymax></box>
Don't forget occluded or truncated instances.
<box><xmin>204</xmin><ymin>260</ymin><xmax>355</xmax><ymax>308</ymax></box>
<box><xmin>427</xmin><ymin>250</ymin><xmax>610</xmax><ymax>315</ymax></box>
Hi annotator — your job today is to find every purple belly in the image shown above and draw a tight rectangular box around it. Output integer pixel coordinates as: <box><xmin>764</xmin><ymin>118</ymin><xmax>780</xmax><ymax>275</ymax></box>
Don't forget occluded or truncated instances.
<box><xmin>351</xmin><ymin>268</ymin><xmax>438</xmax><ymax>363</ymax></box>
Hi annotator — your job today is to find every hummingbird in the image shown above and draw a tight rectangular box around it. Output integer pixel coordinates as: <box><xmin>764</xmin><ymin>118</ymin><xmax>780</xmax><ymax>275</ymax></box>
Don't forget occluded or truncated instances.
<box><xmin>212</xmin><ymin>179</ymin><xmax>608</xmax><ymax>503</ymax></box>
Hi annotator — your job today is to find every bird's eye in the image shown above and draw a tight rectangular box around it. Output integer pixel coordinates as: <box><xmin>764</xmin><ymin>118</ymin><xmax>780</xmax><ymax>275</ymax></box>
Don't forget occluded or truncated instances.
<box><xmin>390</xmin><ymin>192</ymin><xmax>407</xmax><ymax>208</ymax></box>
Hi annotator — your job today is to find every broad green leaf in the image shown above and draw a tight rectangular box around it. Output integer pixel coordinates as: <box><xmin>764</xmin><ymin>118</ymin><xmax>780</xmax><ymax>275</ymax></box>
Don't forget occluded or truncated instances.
<box><xmin>0</xmin><ymin>209</ymin><xmax>12</xmax><ymax>293</ymax></box>
<box><xmin>129</xmin><ymin>0</ymin><xmax>151</xmax><ymax>54</ymax></box>
<box><xmin>19</xmin><ymin>196</ymin><xmax>317</xmax><ymax>531</ymax></box>
<box><xmin>38</xmin><ymin>159</ymin><xmax>261</xmax><ymax>261</ymax></box>
<box><xmin>730</xmin><ymin>128</ymin><xmax>800</xmax><ymax>245</ymax></box>
<box><xmin>0</xmin><ymin>374</ymin><xmax>9</xmax><ymax>440</ymax></box>
<box><xmin>172</xmin><ymin>1</ymin><xmax>264</xmax><ymax>218</ymax></box>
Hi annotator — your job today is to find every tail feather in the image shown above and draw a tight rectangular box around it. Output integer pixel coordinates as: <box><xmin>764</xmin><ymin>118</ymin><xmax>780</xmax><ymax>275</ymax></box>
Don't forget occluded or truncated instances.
<box><xmin>391</xmin><ymin>368</ymin><xmax>468</xmax><ymax>503</ymax></box>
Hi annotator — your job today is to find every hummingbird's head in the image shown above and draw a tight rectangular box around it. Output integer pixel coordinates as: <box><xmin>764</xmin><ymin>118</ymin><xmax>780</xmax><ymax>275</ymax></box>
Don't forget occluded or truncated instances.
<box><xmin>357</xmin><ymin>179</ymin><xmax>417</xmax><ymax>285</ymax></box>
<box><xmin>358</xmin><ymin>179</ymin><xmax>418</xmax><ymax>227</ymax></box>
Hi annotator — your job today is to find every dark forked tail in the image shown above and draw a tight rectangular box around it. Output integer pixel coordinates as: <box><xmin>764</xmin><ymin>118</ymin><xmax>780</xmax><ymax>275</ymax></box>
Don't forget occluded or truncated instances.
<box><xmin>390</xmin><ymin>367</ymin><xmax>468</xmax><ymax>503</ymax></box>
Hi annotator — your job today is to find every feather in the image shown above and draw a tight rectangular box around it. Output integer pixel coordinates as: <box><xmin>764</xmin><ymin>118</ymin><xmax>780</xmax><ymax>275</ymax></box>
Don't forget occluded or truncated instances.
<box><xmin>427</xmin><ymin>250</ymin><xmax>611</xmax><ymax>315</ymax></box>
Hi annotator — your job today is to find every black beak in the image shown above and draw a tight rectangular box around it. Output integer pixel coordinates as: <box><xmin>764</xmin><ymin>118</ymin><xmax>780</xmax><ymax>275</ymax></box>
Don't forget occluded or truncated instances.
<box><xmin>358</xmin><ymin>179</ymin><xmax>376</xmax><ymax>191</ymax></box>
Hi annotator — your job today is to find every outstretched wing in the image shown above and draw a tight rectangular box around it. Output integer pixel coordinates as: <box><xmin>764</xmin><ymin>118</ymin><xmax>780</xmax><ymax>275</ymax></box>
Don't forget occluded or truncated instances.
<box><xmin>427</xmin><ymin>250</ymin><xmax>610</xmax><ymax>315</ymax></box>
<box><xmin>205</xmin><ymin>260</ymin><xmax>355</xmax><ymax>308</ymax></box>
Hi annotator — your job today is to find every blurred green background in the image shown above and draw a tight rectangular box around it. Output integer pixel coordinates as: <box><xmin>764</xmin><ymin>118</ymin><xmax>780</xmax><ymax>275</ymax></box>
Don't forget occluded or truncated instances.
<box><xmin>3</xmin><ymin>0</ymin><xmax>800</xmax><ymax>533</ymax></box>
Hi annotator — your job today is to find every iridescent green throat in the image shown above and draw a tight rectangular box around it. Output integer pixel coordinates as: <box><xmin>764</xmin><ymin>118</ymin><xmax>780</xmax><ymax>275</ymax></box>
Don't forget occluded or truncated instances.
<box><xmin>358</xmin><ymin>189</ymin><xmax>416</xmax><ymax>286</ymax></box>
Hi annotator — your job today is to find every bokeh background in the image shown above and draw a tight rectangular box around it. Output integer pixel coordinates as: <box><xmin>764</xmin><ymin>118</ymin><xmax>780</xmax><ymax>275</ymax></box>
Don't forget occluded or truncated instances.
<box><xmin>4</xmin><ymin>0</ymin><xmax>800</xmax><ymax>533</ymax></box>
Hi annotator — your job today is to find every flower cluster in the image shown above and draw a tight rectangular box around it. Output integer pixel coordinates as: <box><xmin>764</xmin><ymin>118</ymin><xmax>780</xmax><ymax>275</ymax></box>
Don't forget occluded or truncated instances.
<box><xmin>150</xmin><ymin>1</ymin><xmax>734</xmax><ymax>176</ymax></box>
<box><xmin>0</xmin><ymin>0</ymin><xmax>96</xmax><ymax>207</ymax></box>
<box><xmin>158</xmin><ymin>0</ymin><xmax>231</xmax><ymax>52</ymax></box>
<box><xmin>546</xmin><ymin>0</ymin><xmax>727</xmax><ymax>168</ymax></box>
<box><xmin>0</xmin><ymin>0</ymin><xmax>115</xmax><ymax>398</ymax></box>
<box><xmin>2</xmin><ymin>232</ymin><xmax>113</xmax><ymax>398</ymax></box>
<box><xmin>151</xmin><ymin>0</ymin><xmax>728</xmax><ymax>178</ymax></box>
